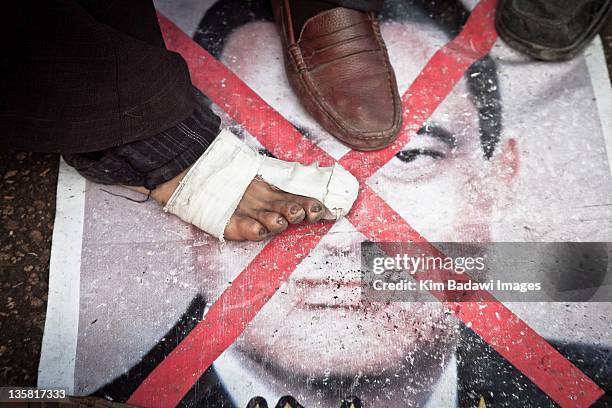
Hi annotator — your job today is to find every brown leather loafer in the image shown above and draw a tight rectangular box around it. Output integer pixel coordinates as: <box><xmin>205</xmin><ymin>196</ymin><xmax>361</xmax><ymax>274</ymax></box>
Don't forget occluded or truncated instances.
<box><xmin>272</xmin><ymin>0</ymin><xmax>402</xmax><ymax>151</ymax></box>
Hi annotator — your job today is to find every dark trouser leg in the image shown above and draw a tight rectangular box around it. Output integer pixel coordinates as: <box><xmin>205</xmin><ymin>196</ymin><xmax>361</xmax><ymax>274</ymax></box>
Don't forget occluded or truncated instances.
<box><xmin>63</xmin><ymin>89</ymin><xmax>220</xmax><ymax>190</ymax></box>
<box><xmin>77</xmin><ymin>0</ymin><xmax>168</xmax><ymax>48</ymax></box>
<box><xmin>3</xmin><ymin>0</ymin><xmax>200</xmax><ymax>153</ymax></box>
<box><xmin>2</xmin><ymin>0</ymin><xmax>221</xmax><ymax>189</ymax></box>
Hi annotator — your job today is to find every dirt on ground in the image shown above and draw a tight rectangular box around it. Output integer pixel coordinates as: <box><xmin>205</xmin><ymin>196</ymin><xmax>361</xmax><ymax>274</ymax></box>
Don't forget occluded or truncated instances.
<box><xmin>1</xmin><ymin>16</ymin><xmax>611</xmax><ymax>389</ymax></box>
<box><xmin>0</xmin><ymin>152</ymin><xmax>59</xmax><ymax>386</ymax></box>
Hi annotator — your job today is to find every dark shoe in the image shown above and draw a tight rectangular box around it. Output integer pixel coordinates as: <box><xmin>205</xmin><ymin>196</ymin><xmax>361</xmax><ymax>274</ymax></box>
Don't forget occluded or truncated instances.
<box><xmin>247</xmin><ymin>396</ymin><xmax>269</xmax><ymax>408</ymax></box>
<box><xmin>340</xmin><ymin>396</ymin><xmax>363</xmax><ymax>408</ymax></box>
<box><xmin>496</xmin><ymin>0</ymin><xmax>612</xmax><ymax>61</ymax></box>
<box><xmin>274</xmin><ymin>395</ymin><xmax>304</xmax><ymax>408</ymax></box>
<box><xmin>272</xmin><ymin>0</ymin><xmax>402</xmax><ymax>151</ymax></box>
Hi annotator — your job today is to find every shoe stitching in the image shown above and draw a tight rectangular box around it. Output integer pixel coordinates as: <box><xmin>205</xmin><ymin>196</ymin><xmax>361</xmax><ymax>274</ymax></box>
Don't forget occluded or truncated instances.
<box><xmin>279</xmin><ymin>7</ymin><xmax>400</xmax><ymax>144</ymax></box>
<box><xmin>308</xmin><ymin>48</ymin><xmax>382</xmax><ymax>71</ymax></box>
<box><xmin>297</xmin><ymin>7</ymin><xmax>369</xmax><ymax>40</ymax></box>
<box><xmin>296</xmin><ymin>18</ymin><xmax>400</xmax><ymax>141</ymax></box>
<box><xmin>300</xmin><ymin>19</ymin><xmax>371</xmax><ymax>42</ymax></box>
<box><xmin>303</xmin><ymin>32</ymin><xmax>373</xmax><ymax>56</ymax></box>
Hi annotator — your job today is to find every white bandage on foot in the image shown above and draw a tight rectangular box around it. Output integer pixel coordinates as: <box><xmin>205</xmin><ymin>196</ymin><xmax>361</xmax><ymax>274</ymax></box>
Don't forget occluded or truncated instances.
<box><xmin>163</xmin><ymin>129</ymin><xmax>359</xmax><ymax>241</ymax></box>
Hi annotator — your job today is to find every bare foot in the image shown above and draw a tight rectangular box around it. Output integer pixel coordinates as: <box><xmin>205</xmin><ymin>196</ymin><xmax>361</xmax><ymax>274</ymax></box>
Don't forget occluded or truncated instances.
<box><xmin>130</xmin><ymin>170</ymin><xmax>325</xmax><ymax>242</ymax></box>
<box><xmin>223</xmin><ymin>178</ymin><xmax>324</xmax><ymax>241</ymax></box>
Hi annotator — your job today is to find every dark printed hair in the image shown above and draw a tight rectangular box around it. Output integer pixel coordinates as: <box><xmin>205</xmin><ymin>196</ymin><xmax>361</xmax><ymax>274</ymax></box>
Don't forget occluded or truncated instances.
<box><xmin>194</xmin><ymin>0</ymin><xmax>502</xmax><ymax>158</ymax></box>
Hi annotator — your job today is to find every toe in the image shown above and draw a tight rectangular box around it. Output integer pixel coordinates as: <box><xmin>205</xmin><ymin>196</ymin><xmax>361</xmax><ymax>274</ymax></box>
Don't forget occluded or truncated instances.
<box><xmin>290</xmin><ymin>196</ymin><xmax>325</xmax><ymax>223</ymax></box>
<box><xmin>255</xmin><ymin>211</ymin><xmax>288</xmax><ymax>234</ymax></box>
<box><xmin>269</xmin><ymin>200</ymin><xmax>306</xmax><ymax>224</ymax></box>
<box><xmin>224</xmin><ymin>214</ymin><xmax>268</xmax><ymax>242</ymax></box>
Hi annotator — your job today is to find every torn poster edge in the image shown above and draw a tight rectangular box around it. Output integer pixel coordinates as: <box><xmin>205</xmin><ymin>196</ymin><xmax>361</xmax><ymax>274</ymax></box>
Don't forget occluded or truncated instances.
<box><xmin>37</xmin><ymin>160</ymin><xmax>85</xmax><ymax>393</ymax></box>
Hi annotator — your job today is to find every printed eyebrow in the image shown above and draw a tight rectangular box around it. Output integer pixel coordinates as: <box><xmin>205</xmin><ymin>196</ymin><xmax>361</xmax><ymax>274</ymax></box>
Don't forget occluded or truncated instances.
<box><xmin>416</xmin><ymin>124</ymin><xmax>456</xmax><ymax>148</ymax></box>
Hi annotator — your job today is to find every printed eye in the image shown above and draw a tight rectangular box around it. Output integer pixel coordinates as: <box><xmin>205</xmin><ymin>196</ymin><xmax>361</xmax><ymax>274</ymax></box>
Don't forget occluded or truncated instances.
<box><xmin>395</xmin><ymin>149</ymin><xmax>445</xmax><ymax>163</ymax></box>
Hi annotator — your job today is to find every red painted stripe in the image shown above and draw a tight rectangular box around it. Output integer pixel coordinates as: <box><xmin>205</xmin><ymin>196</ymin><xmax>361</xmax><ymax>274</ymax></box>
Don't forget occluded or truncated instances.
<box><xmin>128</xmin><ymin>223</ymin><xmax>332</xmax><ymax>407</ymax></box>
<box><xmin>158</xmin><ymin>14</ymin><xmax>333</xmax><ymax>167</ymax></box>
<box><xmin>128</xmin><ymin>2</ymin><xmax>604</xmax><ymax>407</ymax></box>
<box><xmin>453</xmin><ymin>302</ymin><xmax>604</xmax><ymax>407</ymax></box>
<box><xmin>347</xmin><ymin>186</ymin><xmax>605</xmax><ymax>407</ymax></box>
<box><xmin>340</xmin><ymin>0</ymin><xmax>499</xmax><ymax>181</ymax></box>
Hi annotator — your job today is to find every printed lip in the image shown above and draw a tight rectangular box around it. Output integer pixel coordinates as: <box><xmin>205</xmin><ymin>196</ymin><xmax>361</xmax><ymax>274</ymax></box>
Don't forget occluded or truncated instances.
<box><xmin>294</xmin><ymin>278</ymin><xmax>362</xmax><ymax>289</ymax></box>
<box><xmin>292</xmin><ymin>278</ymin><xmax>365</xmax><ymax>310</ymax></box>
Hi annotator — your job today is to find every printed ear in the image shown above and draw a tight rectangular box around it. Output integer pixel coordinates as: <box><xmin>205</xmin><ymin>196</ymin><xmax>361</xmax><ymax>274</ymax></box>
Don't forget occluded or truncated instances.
<box><xmin>493</xmin><ymin>138</ymin><xmax>519</xmax><ymax>186</ymax></box>
<box><xmin>485</xmin><ymin>137</ymin><xmax>519</xmax><ymax>217</ymax></box>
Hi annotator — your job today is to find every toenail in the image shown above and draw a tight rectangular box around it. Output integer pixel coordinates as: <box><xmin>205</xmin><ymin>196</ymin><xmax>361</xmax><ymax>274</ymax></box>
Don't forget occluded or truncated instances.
<box><xmin>311</xmin><ymin>204</ymin><xmax>322</xmax><ymax>213</ymax></box>
<box><xmin>277</xmin><ymin>217</ymin><xmax>286</xmax><ymax>225</ymax></box>
<box><xmin>290</xmin><ymin>205</ymin><xmax>300</xmax><ymax>214</ymax></box>
<box><xmin>258</xmin><ymin>228</ymin><xmax>267</xmax><ymax>236</ymax></box>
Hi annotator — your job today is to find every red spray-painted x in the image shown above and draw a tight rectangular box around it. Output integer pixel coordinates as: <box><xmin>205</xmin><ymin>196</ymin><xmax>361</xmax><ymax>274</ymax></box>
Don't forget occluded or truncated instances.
<box><xmin>128</xmin><ymin>1</ymin><xmax>604</xmax><ymax>406</ymax></box>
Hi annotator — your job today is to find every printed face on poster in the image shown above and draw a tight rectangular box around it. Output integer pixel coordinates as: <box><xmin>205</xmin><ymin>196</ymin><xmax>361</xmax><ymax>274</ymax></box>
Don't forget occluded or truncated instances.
<box><xmin>40</xmin><ymin>1</ymin><xmax>612</xmax><ymax>407</ymax></box>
